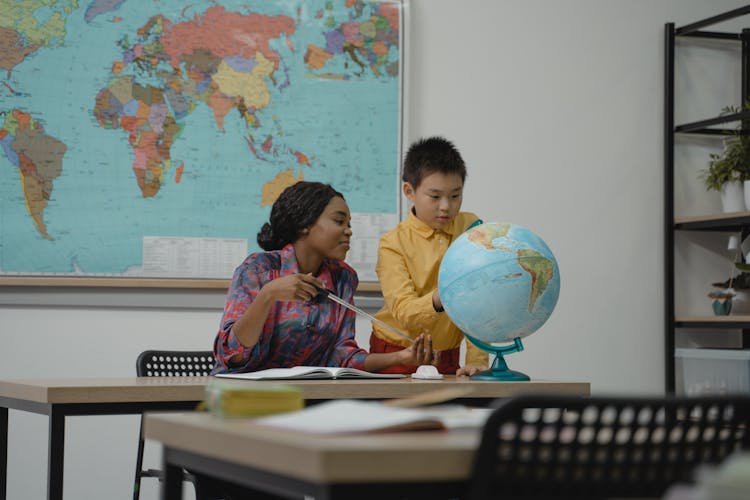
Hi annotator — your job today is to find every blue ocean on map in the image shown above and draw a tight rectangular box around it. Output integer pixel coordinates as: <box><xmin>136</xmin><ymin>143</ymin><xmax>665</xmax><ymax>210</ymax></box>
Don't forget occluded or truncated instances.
<box><xmin>0</xmin><ymin>0</ymin><xmax>401</xmax><ymax>276</ymax></box>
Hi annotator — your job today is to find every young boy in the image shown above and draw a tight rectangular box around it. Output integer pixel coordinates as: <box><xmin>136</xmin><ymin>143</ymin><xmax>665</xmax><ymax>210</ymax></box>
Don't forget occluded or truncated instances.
<box><xmin>369</xmin><ymin>137</ymin><xmax>489</xmax><ymax>376</ymax></box>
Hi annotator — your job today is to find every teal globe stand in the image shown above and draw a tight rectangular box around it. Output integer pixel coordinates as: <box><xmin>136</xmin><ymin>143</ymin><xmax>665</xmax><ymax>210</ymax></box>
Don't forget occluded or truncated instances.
<box><xmin>466</xmin><ymin>336</ymin><xmax>529</xmax><ymax>381</ymax></box>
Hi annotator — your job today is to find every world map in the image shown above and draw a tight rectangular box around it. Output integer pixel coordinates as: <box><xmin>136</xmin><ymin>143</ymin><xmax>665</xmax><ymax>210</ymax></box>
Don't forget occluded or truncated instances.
<box><xmin>0</xmin><ymin>0</ymin><xmax>401</xmax><ymax>279</ymax></box>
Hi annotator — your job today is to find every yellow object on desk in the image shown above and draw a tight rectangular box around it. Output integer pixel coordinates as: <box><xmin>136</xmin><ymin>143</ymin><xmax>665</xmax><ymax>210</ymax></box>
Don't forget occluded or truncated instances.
<box><xmin>204</xmin><ymin>380</ymin><xmax>304</xmax><ymax>417</ymax></box>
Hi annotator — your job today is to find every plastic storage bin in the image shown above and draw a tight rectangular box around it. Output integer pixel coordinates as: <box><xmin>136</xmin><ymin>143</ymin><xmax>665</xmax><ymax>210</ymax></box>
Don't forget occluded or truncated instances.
<box><xmin>675</xmin><ymin>348</ymin><xmax>750</xmax><ymax>395</ymax></box>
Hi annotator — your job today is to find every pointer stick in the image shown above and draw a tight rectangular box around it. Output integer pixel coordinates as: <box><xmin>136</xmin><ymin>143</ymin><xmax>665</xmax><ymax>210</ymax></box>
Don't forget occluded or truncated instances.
<box><xmin>315</xmin><ymin>286</ymin><xmax>415</xmax><ymax>344</ymax></box>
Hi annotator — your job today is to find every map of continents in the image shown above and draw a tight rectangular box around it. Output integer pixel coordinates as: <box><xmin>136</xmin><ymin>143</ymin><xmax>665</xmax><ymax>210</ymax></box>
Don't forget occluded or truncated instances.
<box><xmin>468</xmin><ymin>224</ymin><xmax>555</xmax><ymax>313</ymax></box>
<box><xmin>0</xmin><ymin>0</ymin><xmax>401</xmax><ymax>277</ymax></box>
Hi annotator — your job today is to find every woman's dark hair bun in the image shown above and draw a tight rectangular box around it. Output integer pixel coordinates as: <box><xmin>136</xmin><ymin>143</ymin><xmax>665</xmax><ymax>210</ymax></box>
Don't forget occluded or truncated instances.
<box><xmin>257</xmin><ymin>222</ymin><xmax>278</xmax><ymax>251</ymax></box>
<box><xmin>256</xmin><ymin>181</ymin><xmax>344</xmax><ymax>251</ymax></box>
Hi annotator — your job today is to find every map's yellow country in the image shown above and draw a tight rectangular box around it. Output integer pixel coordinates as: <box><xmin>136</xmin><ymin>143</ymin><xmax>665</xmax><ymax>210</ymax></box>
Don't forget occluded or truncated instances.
<box><xmin>360</xmin><ymin>20</ymin><xmax>377</xmax><ymax>38</ymax></box>
<box><xmin>261</xmin><ymin>169</ymin><xmax>304</xmax><ymax>206</ymax></box>
<box><xmin>212</xmin><ymin>54</ymin><xmax>273</xmax><ymax>109</ymax></box>
<box><xmin>517</xmin><ymin>249</ymin><xmax>555</xmax><ymax>312</ymax></box>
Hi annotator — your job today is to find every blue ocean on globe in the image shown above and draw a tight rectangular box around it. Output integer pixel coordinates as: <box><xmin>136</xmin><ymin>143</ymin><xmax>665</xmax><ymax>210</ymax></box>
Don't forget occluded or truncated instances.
<box><xmin>438</xmin><ymin>222</ymin><xmax>560</xmax><ymax>345</ymax></box>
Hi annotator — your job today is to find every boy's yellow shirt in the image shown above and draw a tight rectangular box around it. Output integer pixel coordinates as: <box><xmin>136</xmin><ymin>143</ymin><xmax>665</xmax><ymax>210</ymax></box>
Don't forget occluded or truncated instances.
<box><xmin>373</xmin><ymin>210</ymin><xmax>489</xmax><ymax>368</ymax></box>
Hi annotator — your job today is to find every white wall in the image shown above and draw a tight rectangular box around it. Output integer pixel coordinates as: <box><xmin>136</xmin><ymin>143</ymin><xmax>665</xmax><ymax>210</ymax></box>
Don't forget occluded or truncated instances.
<box><xmin>2</xmin><ymin>1</ymin><xmax>749</xmax><ymax>498</ymax></box>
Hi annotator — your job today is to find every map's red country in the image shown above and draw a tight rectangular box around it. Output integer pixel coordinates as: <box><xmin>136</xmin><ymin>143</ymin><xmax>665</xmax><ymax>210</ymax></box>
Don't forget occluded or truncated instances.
<box><xmin>159</xmin><ymin>6</ymin><xmax>296</xmax><ymax>72</ymax></box>
<box><xmin>292</xmin><ymin>150</ymin><xmax>310</xmax><ymax>166</ymax></box>
<box><xmin>378</xmin><ymin>1</ymin><xmax>400</xmax><ymax>31</ymax></box>
<box><xmin>0</xmin><ymin>26</ymin><xmax>40</xmax><ymax>78</ymax></box>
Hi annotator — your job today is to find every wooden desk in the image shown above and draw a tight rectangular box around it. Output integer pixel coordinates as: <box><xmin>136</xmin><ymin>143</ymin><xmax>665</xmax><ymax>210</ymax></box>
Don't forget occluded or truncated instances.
<box><xmin>146</xmin><ymin>411</ymin><xmax>480</xmax><ymax>500</ymax></box>
<box><xmin>0</xmin><ymin>376</ymin><xmax>207</xmax><ymax>500</ymax></box>
<box><xmin>0</xmin><ymin>377</ymin><xmax>589</xmax><ymax>500</ymax></box>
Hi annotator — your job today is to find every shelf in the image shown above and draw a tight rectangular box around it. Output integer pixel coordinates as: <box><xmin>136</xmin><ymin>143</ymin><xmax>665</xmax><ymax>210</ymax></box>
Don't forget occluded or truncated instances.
<box><xmin>674</xmin><ymin>110</ymin><xmax>750</xmax><ymax>134</ymax></box>
<box><xmin>666</xmin><ymin>5</ymin><xmax>750</xmax><ymax>392</ymax></box>
<box><xmin>674</xmin><ymin>128</ymin><xmax>734</xmax><ymax>137</ymax></box>
<box><xmin>675</xmin><ymin>316</ymin><xmax>750</xmax><ymax>328</ymax></box>
<box><xmin>676</xmin><ymin>30</ymin><xmax>741</xmax><ymax>40</ymax></box>
<box><xmin>674</xmin><ymin>212</ymin><xmax>750</xmax><ymax>230</ymax></box>
<box><xmin>675</xmin><ymin>5</ymin><xmax>750</xmax><ymax>36</ymax></box>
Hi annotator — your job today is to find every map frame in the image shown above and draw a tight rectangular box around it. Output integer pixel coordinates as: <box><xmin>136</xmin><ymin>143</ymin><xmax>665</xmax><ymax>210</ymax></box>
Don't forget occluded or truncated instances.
<box><xmin>0</xmin><ymin>0</ymin><xmax>406</xmax><ymax>291</ymax></box>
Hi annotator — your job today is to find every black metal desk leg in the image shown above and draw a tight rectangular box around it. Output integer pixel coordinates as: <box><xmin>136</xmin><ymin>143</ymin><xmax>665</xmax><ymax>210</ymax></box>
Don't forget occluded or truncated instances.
<box><xmin>47</xmin><ymin>408</ymin><xmax>64</xmax><ymax>500</ymax></box>
<box><xmin>1</xmin><ymin>407</ymin><xmax>7</xmax><ymax>500</ymax></box>
<box><xmin>161</xmin><ymin>454</ymin><xmax>182</xmax><ymax>500</ymax></box>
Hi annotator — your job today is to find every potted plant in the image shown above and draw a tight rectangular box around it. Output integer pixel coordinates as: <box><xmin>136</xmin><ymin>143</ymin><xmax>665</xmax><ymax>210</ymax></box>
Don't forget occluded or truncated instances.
<box><xmin>700</xmin><ymin>104</ymin><xmax>750</xmax><ymax>211</ymax></box>
<box><xmin>708</xmin><ymin>236</ymin><xmax>750</xmax><ymax>315</ymax></box>
<box><xmin>711</xmin><ymin>237</ymin><xmax>750</xmax><ymax>314</ymax></box>
<box><xmin>711</xmin><ymin>272</ymin><xmax>750</xmax><ymax>315</ymax></box>
<box><xmin>708</xmin><ymin>289</ymin><xmax>735</xmax><ymax>315</ymax></box>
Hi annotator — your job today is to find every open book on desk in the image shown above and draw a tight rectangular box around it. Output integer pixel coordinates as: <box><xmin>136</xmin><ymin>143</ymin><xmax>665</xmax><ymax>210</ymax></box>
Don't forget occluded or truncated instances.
<box><xmin>253</xmin><ymin>399</ymin><xmax>492</xmax><ymax>434</ymax></box>
<box><xmin>215</xmin><ymin>366</ymin><xmax>406</xmax><ymax>381</ymax></box>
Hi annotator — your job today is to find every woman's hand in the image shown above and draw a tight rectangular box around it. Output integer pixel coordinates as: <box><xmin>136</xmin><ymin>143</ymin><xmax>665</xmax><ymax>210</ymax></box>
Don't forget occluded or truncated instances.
<box><xmin>260</xmin><ymin>273</ymin><xmax>323</xmax><ymax>303</ymax></box>
<box><xmin>231</xmin><ymin>273</ymin><xmax>323</xmax><ymax>351</ymax></box>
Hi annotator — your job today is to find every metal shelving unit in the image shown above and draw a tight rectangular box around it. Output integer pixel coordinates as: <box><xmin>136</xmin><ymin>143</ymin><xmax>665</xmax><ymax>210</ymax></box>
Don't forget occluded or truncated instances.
<box><xmin>665</xmin><ymin>5</ymin><xmax>750</xmax><ymax>393</ymax></box>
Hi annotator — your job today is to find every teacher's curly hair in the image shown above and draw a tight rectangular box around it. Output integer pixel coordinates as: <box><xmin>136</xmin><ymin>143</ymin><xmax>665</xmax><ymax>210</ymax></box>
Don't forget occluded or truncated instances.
<box><xmin>257</xmin><ymin>181</ymin><xmax>344</xmax><ymax>251</ymax></box>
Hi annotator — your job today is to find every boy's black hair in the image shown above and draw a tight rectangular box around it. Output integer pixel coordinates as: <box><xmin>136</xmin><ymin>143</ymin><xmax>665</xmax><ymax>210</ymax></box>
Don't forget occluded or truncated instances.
<box><xmin>402</xmin><ymin>136</ymin><xmax>467</xmax><ymax>189</ymax></box>
<box><xmin>257</xmin><ymin>181</ymin><xmax>344</xmax><ymax>251</ymax></box>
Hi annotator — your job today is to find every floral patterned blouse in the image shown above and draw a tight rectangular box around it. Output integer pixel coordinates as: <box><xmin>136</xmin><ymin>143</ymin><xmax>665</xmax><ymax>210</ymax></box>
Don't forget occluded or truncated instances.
<box><xmin>211</xmin><ymin>243</ymin><xmax>367</xmax><ymax>374</ymax></box>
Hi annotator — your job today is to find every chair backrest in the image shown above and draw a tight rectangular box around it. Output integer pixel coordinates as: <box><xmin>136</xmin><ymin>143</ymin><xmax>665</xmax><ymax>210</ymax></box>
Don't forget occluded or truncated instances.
<box><xmin>136</xmin><ymin>350</ymin><xmax>214</xmax><ymax>377</ymax></box>
<box><xmin>468</xmin><ymin>394</ymin><xmax>750</xmax><ymax>500</ymax></box>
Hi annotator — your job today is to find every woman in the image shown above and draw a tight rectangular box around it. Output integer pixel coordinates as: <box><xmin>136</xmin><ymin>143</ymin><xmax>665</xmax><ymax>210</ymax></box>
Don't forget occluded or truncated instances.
<box><xmin>212</xmin><ymin>181</ymin><xmax>434</xmax><ymax>374</ymax></box>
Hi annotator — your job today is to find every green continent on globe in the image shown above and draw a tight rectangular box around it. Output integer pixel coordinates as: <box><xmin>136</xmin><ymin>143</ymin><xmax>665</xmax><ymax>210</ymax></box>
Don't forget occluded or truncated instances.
<box><xmin>467</xmin><ymin>224</ymin><xmax>554</xmax><ymax>313</ymax></box>
<box><xmin>437</xmin><ymin>222</ymin><xmax>560</xmax><ymax>345</ymax></box>
<box><xmin>517</xmin><ymin>249</ymin><xmax>554</xmax><ymax>312</ymax></box>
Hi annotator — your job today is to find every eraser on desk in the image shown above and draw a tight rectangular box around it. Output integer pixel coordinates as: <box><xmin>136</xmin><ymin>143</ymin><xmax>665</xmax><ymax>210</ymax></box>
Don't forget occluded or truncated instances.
<box><xmin>412</xmin><ymin>365</ymin><xmax>444</xmax><ymax>380</ymax></box>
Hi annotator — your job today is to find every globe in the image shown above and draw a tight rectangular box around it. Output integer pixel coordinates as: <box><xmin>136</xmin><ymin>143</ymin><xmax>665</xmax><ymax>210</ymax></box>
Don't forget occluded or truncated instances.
<box><xmin>438</xmin><ymin>222</ymin><xmax>560</xmax><ymax>380</ymax></box>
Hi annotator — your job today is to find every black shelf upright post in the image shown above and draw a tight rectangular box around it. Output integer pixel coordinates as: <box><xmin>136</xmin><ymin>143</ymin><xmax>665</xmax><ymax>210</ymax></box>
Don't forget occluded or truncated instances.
<box><xmin>743</xmin><ymin>28</ymin><xmax>750</xmax><ymax>349</ymax></box>
<box><xmin>664</xmin><ymin>22</ymin><xmax>676</xmax><ymax>393</ymax></box>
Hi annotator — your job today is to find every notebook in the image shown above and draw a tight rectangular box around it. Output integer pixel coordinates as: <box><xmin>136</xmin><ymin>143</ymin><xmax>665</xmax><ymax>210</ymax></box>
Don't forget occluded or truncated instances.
<box><xmin>215</xmin><ymin>366</ymin><xmax>406</xmax><ymax>380</ymax></box>
<box><xmin>253</xmin><ymin>399</ymin><xmax>492</xmax><ymax>434</ymax></box>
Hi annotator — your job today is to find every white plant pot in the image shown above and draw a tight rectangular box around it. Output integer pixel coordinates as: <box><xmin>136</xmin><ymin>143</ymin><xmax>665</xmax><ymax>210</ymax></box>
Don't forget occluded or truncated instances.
<box><xmin>743</xmin><ymin>180</ymin><xmax>750</xmax><ymax>212</ymax></box>
<box><xmin>720</xmin><ymin>181</ymin><xmax>745</xmax><ymax>213</ymax></box>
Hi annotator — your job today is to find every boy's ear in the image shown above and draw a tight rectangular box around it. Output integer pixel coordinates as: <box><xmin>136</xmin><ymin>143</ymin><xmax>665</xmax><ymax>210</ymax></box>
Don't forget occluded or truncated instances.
<box><xmin>402</xmin><ymin>181</ymin><xmax>416</xmax><ymax>201</ymax></box>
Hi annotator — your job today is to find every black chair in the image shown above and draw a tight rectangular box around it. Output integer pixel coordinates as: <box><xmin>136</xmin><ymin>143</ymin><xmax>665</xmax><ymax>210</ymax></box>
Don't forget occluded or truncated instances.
<box><xmin>468</xmin><ymin>394</ymin><xmax>750</xmax><ymax>500</ymax></box>
<box><xmin>133</xmin><ymin>350</ymin><xmax>214</xmax><ymax>500</ymax></box>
